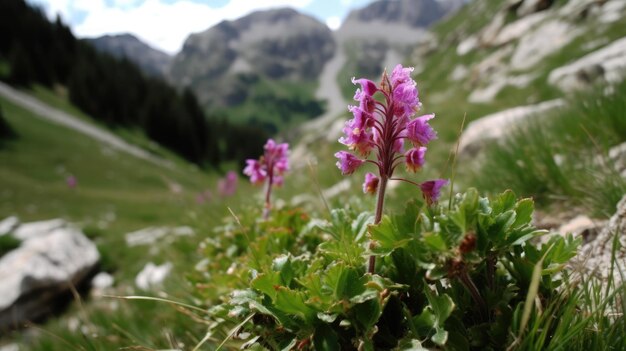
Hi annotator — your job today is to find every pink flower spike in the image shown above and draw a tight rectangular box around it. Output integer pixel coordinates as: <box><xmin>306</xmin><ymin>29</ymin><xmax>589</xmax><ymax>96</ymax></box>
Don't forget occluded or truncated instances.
<box><xmin>405</xmin><ymin>147</ymin><xmax>426</xmax><ymax>172</ymax></box>
<box><xmin>406</xmin><ymin>114</ymin><xmax>437</xmax><ymax>146</ymax></box>
<box><xmin>420</xmin><ymin>179</ymin><xmax>449</xmax><ymax>205</ymax></box>
<box><xmin>335</xmin><ymin>151</ymin><xmax>364</xmax><ymax>175</ymax></box>
<box><xmin>363</xmin><ymin>173</ymin><xmax>379</xmax><ymax>195</ymax></box>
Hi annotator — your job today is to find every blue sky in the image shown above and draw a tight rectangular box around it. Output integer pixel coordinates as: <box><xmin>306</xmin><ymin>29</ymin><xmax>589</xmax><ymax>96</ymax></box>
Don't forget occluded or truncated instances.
<box><xmin>27</xmin><ymin>0</ymin><xmax>375</xmax><ymax>55</ymax></box>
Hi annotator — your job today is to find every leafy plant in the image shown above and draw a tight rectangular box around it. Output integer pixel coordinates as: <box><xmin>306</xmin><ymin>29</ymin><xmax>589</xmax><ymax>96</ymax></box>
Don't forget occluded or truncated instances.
<box><xmin>195</xmin><ymin>189</ymin><xmax>580</xmax><ymax>350</ymax></box>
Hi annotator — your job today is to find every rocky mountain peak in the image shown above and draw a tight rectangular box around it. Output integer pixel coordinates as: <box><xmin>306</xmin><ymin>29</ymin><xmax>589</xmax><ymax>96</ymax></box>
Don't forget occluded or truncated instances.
<box><xmin>345</xmin><ymin>0</ymin><xmax>449</xmax><ymax>28</ymax></box>
<box><xmin>168</xmin><ymin>7</ymin><xmax>335</xmax><ymax>108</ymax></box>
<box><xmin>87</xmin><ymin>33</ymin><xmax>171</xmax><ymax>77</ymax></box>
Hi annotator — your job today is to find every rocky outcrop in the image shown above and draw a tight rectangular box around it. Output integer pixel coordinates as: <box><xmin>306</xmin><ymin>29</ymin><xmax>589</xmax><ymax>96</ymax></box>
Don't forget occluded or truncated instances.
<box><xmin>338</xmin><ymin>0</ymin><xmax>461</xmax><ymax>78</ymax></box>
<box><xmin>576</xmin><ymin>195</ymin><xmax>626</xmax><ymax>283</ymax></box>
<box><xmin>0</xmin><ymin>219</ymin><xmax>99</xmax><ymax>330</ymax></box>
<box><xmin>168</xmin><ymin>8</ymin><xmax>335</xmax><ymax>108</ymax></box>
<box><xmin>458</xmin><ymin>99</ymin><xmax>565</xmax><ymax>156</ymax></box>
<box><xmin>548</xmin><ymin>36</ymin><xmax>626</xmax><ymax>92</ymax></box>
<box><xmin>87</xmin><ymin>34</ymin><xmax>172</xmax><ymax>77</ymax></box>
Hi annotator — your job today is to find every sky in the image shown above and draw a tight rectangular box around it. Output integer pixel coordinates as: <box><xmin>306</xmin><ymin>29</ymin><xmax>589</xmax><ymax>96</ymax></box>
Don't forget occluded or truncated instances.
<box><xmin>26</xmin><ymin>0</ymin><xmax>375</xmax><ymax>55</ymax></box>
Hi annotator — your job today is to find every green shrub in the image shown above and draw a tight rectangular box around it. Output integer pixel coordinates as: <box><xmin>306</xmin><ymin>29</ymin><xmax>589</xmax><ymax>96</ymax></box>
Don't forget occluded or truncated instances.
<box><xmin>191</xmin><ymin>190</ymin><xmax>583</xmax><ymax>350</ymax></box>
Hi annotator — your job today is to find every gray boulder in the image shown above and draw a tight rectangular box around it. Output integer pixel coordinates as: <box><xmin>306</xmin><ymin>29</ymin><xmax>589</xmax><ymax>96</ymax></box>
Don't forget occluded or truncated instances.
<box><xmin>458</xmin><ymin>99</ymin><xmax>565</xmax><ymax>156</ymax></box>
<box><xmin>576</xmin><ymin>195</ymin><xmax>626</xmax><ymax>283</ymax></box>
<box><xmin>548</xmin><ymin>36</ymin><xmax>626</xmax><ymax>92</ymax></box>
<box><xmin>0</xmin><ymin>220</ymin><xmax>99</xmax><ymax>330</ymax></box>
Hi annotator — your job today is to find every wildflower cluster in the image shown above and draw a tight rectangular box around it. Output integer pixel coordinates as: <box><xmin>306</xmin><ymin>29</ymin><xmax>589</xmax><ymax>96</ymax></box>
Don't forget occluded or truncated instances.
<box><xmin>243</xmin><ymin>139</ymin><xmax>289</xmax><ymax>218</ymax></box>
<box><xmin>335</xmin><ymin>64</ymin><xmax>448</xmax><ymax>272</ymax></box>
<box><xmin>335</xmin><ymin>64</ymin><xmax>448</xmax><ymax>208</ymax></box>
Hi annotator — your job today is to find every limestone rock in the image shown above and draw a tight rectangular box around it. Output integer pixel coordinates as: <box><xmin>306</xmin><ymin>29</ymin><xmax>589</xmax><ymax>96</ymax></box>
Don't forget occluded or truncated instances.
<box><xmin>548</xmin><ymin>36</ymin><xmax>626</xmax><ymax>92</ymax></box>
<box><xmin>0</xmin><ymin>220</ymin><xmax>99</xmax><ymax>330</ymax></box>
<box><xmin>91</xmin><ymin>272</ymin><xmax>114</xmax><ymax>291</ymax></box>
<box><xmin>135</xmin><ymin>262</ymin><xmax>172</xmax><ymax>290</ymax></box>
<box><xmin>576</xmin><ymin>194</ymin><xmax>626</xmax><ymax>283</ymax></box>
<box><xmin>459</xmin><ymin>99</ymin><xmax>565</xmax><ymax>156</ymax></box>
<box><xmin>125</xmin><ymin>226</ymin><xmax>194</xmax><ymax>247</ymax></box>
<box><xmin>516</xmin><ymin>0</ymin><xmax>554</xmax><ymax>17</ymax></box>
<box><xmin>0</xmin><ymin>217</ymin><xmax>19</xmax><ymax>236</ymax></box>
<box><xmin>558</xmin><ymin>215</ymin><xmax>604</xmax><ymax>244</ymax></box>
<box><xmin>510</xmin><ymin>20</ymin><xmax>581</xmax><ymax>71</ymax></box>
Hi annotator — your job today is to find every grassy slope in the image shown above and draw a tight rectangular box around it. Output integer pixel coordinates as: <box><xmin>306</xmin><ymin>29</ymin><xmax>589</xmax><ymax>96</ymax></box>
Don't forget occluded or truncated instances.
<box><xmin>0</xmin><ymin>89</ymin><xmax>269</xmax><ymax>349</ymax></box>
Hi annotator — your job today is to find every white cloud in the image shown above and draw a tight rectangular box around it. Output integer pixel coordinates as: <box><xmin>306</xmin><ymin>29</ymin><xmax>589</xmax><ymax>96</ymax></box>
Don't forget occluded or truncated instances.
<box><xmin>325</xmin><ymin>16</ymin><xmax>341</xmax><ymax>31</ymax></box>
<box><xmin>33</xmin><ymin>0</ymin><xmax>316</xmax><ymax>55</ymax></box>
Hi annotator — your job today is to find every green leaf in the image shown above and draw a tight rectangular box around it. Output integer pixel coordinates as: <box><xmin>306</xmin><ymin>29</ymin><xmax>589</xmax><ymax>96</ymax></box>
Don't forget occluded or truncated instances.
<box><xmin>423</xmin><ymin>232</ymin><xmax>448</xmax><ymax>252</ymax></box>
<box><xmin>432</xmin><ymin>328</ymin><xmax>449</xmax><ymax>346</ymax></box>
<box><xmin>251</xmin><ymin>271</ymin><xmax>282</xmax><ymax>300</ymax></box>
<box><xmin>316</xmin><ymin>312</ymin><xmax>338</xmax><ymax>323</ymax></box>
<box><xmin>369</xmin><ymin>216</ymin><xmax>413</xmax><ymax>255</ymax></box>
<box><xmin>275</xmin><ymin>287</ymin><xmax>315</xmax><ymax>322</ymax></box>
<box><xmin>313</xmin><ymin>324</ymin><xmax>340</xmax><ymax>351</ymax></box>
<box><xmin>397</xmin><ymin>339</ymin><xmax>429</xmax><ymax>351</ymax></box>
<box><xmin>512</xmin><ymin>198</ymin><xmax>534</xmax><ymax>228</ymax></box>
<box><xmin>424</xmin><ymin>286</ymin><xmax>455</xmax><ymax>326</ymax></box>
<box><xmin>349</xmin><ymin>289</ymin><xmax>379</xmax><ymax>304</ymax></box>
<box><xmin>493</xmin><ymin>190</ymin><xmax>517</xmax><ymax>214</ymax></box>
<box><xmin>272</xmin><ymin>254</ymin><xmax>294</xmax><ymax>286</ymax></box>
<box><xmin>413</xmin><ymin>308</ymin><xmax>436</xmax><ymax>331</ymax></box>
<box><xmin>354</xmin><ymin>298</ymin><xmax>381</xmax><ymax>331</ymax></box>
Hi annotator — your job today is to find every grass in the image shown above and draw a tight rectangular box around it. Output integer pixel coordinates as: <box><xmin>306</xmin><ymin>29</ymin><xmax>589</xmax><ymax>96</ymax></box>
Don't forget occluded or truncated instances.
<box><xmin>0</xmin><ymin>91</ymin><xmax>275</xmax><ymax>349</ymax></box>
<box><xmin>469</xmin><ymin>79</ymin><xmax>626</xmax><ymax>217</ymax></box>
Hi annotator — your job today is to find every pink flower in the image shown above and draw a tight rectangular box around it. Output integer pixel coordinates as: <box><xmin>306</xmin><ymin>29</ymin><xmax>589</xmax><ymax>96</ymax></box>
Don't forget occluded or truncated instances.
<box><xmin>390</xmin><ymin>64</ymin><xmax>414</xmax><ymax>87</ymax></box>
<box><xmin>218</xmin><ymin>171</ymin><xmax>238</xmax><ymax>197</ymax></box>
<box><xmin>244</xmin><ymin>139</ymin><xmax>289</xmax><ymax>186</ymax></box>
<box><xmin>66</xmin><ymin>175</ymin><xmax>77</xmax><ymax>188</ymax></box>
<box><xmin>243</xmin><ymin>159</ymin><xmax>266</xmax><ymax>185</ymax></box>
<box><xmin>420</xmin><ymin>179</ymin><xmax>449</xmax><ymax>205</ymax></box>
<box><xmin>244</xmin><ymin>139</ymin><xmax>290</xmax><ymax>219</ymax></box>
<box><xmin>335</xmin><ymin>151</ymin><xmax>364</xmax><ymax>175</ymax></box>
<box><xmin>363</xmin><ymin>173</ymin><xmax>379</xmax><ymax>195</ymax></box>
<box><xmin>405</xmin><ymin>147</ymin><xmax>426</xmax><ymax>172</ymax></box>
<box><xmin>406</xmin><ymin>114</ymin><xmax>437</xmax><ymax>146</ymax></box>
<box><xmin>352</xmin><ymin>77</ymin><xmax>378</xmax><ymax>97</ymax></box>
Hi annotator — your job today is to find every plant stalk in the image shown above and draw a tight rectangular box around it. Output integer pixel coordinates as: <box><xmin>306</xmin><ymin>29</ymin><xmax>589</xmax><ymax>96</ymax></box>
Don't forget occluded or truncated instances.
<box><xmin>369</xmin><ymin>175</ymin><xmax>388</xmax><ymax>273</ymax></box>
<box><xmin>263</xmin><ymin>171</ymin><xmax>273</xmax><ymax>220</ymax></box>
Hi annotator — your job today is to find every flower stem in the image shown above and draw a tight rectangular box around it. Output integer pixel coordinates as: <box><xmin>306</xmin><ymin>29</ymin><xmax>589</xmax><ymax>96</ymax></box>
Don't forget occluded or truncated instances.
<box><xmin>369</xmin><ymin>175</ymin><xmax>388</xmax><ymax>273</ymax></box>
<box><xmin>263</xmin><ymin>172</ymin><xmax>273</xmax><ymax>220</ymax></box>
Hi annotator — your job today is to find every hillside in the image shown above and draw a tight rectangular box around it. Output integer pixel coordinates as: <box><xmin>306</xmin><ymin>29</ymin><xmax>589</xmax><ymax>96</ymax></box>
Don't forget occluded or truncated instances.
<box><xmin>2</xmin><ymin>0</ymin><xmax>626</xmax><ymax>349</ymax></box>
<box><xmin>87</xmin><ymin>33</ymin><xmax>172</xmax><ymax>78</ymax></box>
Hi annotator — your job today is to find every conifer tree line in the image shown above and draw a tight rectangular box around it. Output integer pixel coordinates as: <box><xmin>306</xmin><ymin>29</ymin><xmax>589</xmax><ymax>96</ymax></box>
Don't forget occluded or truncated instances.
<box><xmin>0</xmin><ymin>0</ymin><xmax>269</xmax><ymax>167</ymax></box>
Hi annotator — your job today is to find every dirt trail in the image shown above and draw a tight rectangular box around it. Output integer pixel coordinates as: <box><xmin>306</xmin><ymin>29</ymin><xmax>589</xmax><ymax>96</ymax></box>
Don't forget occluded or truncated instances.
<box><xmin>0</xmin><ymin>81</ymin><xmax>173</xmax><ymax>169</ymax></box>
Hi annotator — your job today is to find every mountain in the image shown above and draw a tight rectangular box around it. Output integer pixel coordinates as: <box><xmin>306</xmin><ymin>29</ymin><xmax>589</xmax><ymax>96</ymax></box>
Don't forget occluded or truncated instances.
<box><xmin>169</xmin><ymin>8</ymin><xmax>335</xmax><ymax>110</ymax></box>
<box><xmin>335</xmin><ymin>0</ymin><xmax>465</xmax><ymax>97</ymax></box>
<box><xmin>87</xmin><ymin>34</ymin><xmax>171</xmax><ymax>77</ymax></box>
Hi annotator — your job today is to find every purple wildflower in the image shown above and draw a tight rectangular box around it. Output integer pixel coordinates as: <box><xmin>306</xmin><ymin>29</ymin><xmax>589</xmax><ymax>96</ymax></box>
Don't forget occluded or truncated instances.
<box><xmin>66</xmin><ymin>175</ymin><xmax>77</xmax><ymax>189</ymax></box>
<box><xmin>243</xmin><ymin>139</ymin><xmax>290</xmax><ymax>218</ymax></box>
<box><xmin>243</xmin><ymin>160</ymin><xmax>266</xmax><ymax>185</ymax></box>
<box><xmin>335</xmin><ymin>151</ymin><xmax>365</xmax><ymax>175</ymax></box>
<box><xmin>336</xmin><ymin>64</ymin><xmax>445</xmax><ymax>273</ymax></box>
<box><xmin>217</xmin><ymin>171</ymin><xmax>238</xmax><ymax>197</ymax></box>
<box><xmin>420</xmin><ymin>179</ymin><xmax>449</xmax><ymax>205</ymax></box>
<box><xmin>363</xmin><ymin>173</ymin><xmax>379</xmax><ymax>195</ymax></box>
<box><xmin>405</xmin><ymin>147</ymin><xmax>426</xmax><ymax>172</ymax></box>
<box><xmin>406</xmin><ymin>114</ymin><xmax>437</xmax><ymax>146</ymax></box>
